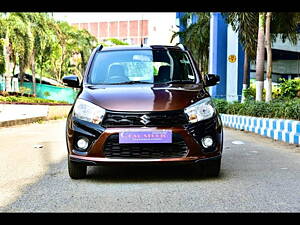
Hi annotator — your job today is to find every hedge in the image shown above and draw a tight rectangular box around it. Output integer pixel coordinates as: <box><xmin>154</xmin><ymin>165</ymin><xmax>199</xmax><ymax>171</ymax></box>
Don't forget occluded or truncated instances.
<box><xmin>213</xmin><ymin>98</ymin><xmax>300</xmax><ymax>121</ymax></box>
<box><xmin>0</xmin><ymin>95</ymin><xmax>69</xmax><ymax>104</ymax></box>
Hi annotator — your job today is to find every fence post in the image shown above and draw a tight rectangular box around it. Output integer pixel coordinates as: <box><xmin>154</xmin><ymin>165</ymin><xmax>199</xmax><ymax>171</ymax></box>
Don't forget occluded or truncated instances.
<box><xmin>12</xmin><ymin>78</ymin><xmax>19</xmax><ymax>92</ymax></box>
<box><xmin>4</xmin><ymin>76</ymin><xmax>12</xmax><ymax>92</ymax></box>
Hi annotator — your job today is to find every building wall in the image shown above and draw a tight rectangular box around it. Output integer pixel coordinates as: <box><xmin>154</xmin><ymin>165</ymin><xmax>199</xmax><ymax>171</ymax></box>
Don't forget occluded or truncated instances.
<box><xmin>58</xmin><ymin>13</ymin><xmax>178</xmax><ymax>46</ymax></box>
<box><xmin>272</xmin><ymin>35</ymin><xmax>300</xmax><ymax>52</ymax></box>
<box><xmin>147</xmin><ymin>13</ymin><xmax>178</xmax><ymax>45</ymax></box>
<box><xmin>250</xmin><ymin>60</ymin><xmax>300</xmax><ymax>83</ymax></box>
<box><xmin>72</xmin><ymin>20</ymin><xmax>149</xmax><ymax>45</ymax></box>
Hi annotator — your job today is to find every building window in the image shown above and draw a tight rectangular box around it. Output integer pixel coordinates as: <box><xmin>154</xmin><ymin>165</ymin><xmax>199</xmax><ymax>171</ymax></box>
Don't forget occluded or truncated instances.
<box><xmin>143</xmin><ymin>38</ymin><xmax>148</xmax><ymax>45</ymax></box>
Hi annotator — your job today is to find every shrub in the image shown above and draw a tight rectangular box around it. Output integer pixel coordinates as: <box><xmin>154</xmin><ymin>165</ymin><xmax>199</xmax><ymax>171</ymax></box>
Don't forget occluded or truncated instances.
<box><xmin>19</xmin><ymin>87</ymin><xmax>32</xmax><ymax>96</ymax></box>
<box><xmin>212</xmin><ymin>98</ymin><xmax>228</xmax><ymax>114</ymax></box>
<box><xmin>278</xmin><ymin>78</ymin><xmax>300</xmax><ymax>99</ymax></box>
<box><xmin>243</xmin><ymin>86</ymin><xmax>256</xmax><ymax>101</ymax></box>
<box><xmin>0</xmin><ymin>91</ymin><xmax>9</xmax><ymax>97</ymax></box>
<box><xmin>44</xmin><ymin>91</ymin><xmax>51</xmax><ymax>97</ymax></box>
<box><xmin>226</xmin><ymin>101</ymin><xmax>243</xmax><ymax>115</ymax></box>
<box><xmin>272</xmin><ymin>86</ymin><xmax>281</xmax><ymax>99</ymax></box>
<box><xmin>0</xmin><ymin>95</ymin><xmax>68</xmax><ymax>104</ymax></box>
<box><xmin>243</xmin><ymin>86</ymin><xmax>266</xmax><ymax>101</ymax></box>
<box><xmin>242</xmin><ymin>78</ymin><xmax>300</xmax><ymax>101</ymax></box>
<box><xmin>213</xmin><ymin>98</ymin><xmax>300</xmax><ymax>121</ymax></box>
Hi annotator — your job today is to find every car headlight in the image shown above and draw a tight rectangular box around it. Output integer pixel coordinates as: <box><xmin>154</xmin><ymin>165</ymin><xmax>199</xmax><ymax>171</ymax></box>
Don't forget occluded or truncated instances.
<box><xmin>73</xmin><ymin>99</ymin><xmax>106</xmax><ymax>124</ymax></box>
<box><xmin>184</xmin><ymin>97</ymin><xmax>215</xmax><ymax>123</ymax></box>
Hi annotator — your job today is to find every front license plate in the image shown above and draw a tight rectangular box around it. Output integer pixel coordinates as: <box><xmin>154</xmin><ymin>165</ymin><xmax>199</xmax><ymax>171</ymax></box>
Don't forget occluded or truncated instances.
<box><xmin>119</xmin><ymin>130</ymin><xmax>172</xmax><ymax>144</ymax></box>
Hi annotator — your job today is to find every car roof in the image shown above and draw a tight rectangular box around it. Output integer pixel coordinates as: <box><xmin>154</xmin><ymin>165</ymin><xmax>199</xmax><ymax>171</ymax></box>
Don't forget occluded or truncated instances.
<box><xmin>100</xmin><ymin>45</ymin><xmax>184</xmax><ymax>52</ymax></box>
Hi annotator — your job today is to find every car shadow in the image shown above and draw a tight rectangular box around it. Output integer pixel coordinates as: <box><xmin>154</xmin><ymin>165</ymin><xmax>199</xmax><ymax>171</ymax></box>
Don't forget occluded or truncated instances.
<box><xmin>85</xmin><ymin>164</ymin><xmax>225</xmax><ymax>183</ymax></box>
<box><xmin>1</xmin><ymin>158</ymin><xmax>227</xmax><ymax>212</ymax></box>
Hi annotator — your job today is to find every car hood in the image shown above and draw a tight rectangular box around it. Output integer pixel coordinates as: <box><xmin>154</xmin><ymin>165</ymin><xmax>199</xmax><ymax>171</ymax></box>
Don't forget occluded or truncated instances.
<box><xmin>79</xmin><ymin>83</ymin><xmax>209</xmax><ymax>112</ymax></box>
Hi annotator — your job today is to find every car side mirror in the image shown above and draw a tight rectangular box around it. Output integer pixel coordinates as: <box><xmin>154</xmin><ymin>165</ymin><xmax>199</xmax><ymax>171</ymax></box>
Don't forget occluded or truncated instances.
<box><xmin>62</xmin><ymin>75</ymin><xmax>80</xmax><ymax>88</ymax></box>
<box><xmin>204</xmin><ymin>74</ymin><xmax>220</xmax><ymax>87</ymax></box>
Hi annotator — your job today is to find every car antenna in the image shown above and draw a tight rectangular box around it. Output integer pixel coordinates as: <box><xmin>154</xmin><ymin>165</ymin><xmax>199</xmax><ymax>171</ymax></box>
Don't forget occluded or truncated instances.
<box><xmin>140</xmin><ymin>14</ymin><xmax>144</xmax><ymax>47</ymax></box>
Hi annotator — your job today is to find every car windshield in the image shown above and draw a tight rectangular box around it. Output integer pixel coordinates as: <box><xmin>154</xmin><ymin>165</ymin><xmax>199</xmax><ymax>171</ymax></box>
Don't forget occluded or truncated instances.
<box><xmin>88</xmin><ymin>49</ymin><xmax>196</xmax><ymax>85</ymax></box>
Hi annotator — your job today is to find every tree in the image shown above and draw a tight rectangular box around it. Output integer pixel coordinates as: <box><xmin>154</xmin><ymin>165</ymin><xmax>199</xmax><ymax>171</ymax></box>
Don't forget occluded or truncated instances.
<box><xmin>71</xmin><ymin>29</ymin><xmax>97</xmax><ymax>77</ymax></box>
<box><xmin>255</xmin><ymin>13</ymin><xmax>266</xmax><ymax>102</ymax></box>
<box><xmin>264</xmin><ymin>12</ymin><xmax>300</xmax><ymax>102</ymax></box>
<box><xmin>24</xmin><ymin>13</ymin><xmax>62</xmax><ymax>96</ymax></box>
<box><xmin>0</xmin><ymin>13</ymin><xmax>34</xmax><ymax>91</ymax></box>
<box><xmin>171</xmin><ymin>12</ymin><xmax>210</xmax><ymax>76</ymax></box>
<box><xmin>0</xmin><ymin>13</ymin><xmax>8</xmax><ymax>76</ymax></box>
<box><xmin>42</xmin><ymin>21</ymin><xmax>78</xmax><ymax>82</ymax></box>
<box><xmin>9</xmin><ymin>13</ymin><xmax>34</xmax><ymax>87</ymax></box>
<box><xmin>0</xmin><ymin>12</ymin><xmax>99</xmax><ymax>94</ymax></box>
<box><xmin>35</xmin><ymin>15</ymin><xmax>61</xmax><ymax>84</ymax></box>
<box><xmin>224</xmin><ymin>12</ymin><xmax>300</xmax><ymax>102</ymax></box>
<box><xmin>222</xmin><ymin>12</ymin><xmax>259</xmax><ymax>102</ymax></box>
<box><xmin>23</xmin><ymin>13</ymin><xmax>48</xmax><ymax>96</ymax></box>
<box><xmin>265</xmin><ymin>12</ymin><xmax>272</xmax><ymax>102</ymax></box>
<box><xmin>0</xmin><ymin>13</ymin><xmax>13</xmax><ymax>91</ymax></box>
<box><xmin>104</xmin><ymin>38</ymin><xmax>128</xmax><ymax>46</ymax></box>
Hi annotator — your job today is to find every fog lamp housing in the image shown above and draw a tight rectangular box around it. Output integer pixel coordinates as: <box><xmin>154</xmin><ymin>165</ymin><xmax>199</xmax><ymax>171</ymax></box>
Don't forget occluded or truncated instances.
<box><xmin>201</xmin><ymin>136</ymin><xmax>213</xmax><ymax>148</ymax></box>
<box><xmin>76</xmin><ymin>137</ymin><xmax>89</xmax><ymax>151</ymax></box>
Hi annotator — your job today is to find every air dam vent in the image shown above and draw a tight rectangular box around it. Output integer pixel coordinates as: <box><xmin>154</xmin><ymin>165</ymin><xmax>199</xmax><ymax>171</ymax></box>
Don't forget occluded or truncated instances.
<box><xmin>103</xmin><ymin>133</ymin><xmax>189</xmax><ymax>159</ymax></box>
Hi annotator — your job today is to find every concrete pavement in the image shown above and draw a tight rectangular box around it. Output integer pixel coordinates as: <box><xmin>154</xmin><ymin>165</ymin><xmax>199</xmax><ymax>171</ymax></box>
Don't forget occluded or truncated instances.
<box><xmin>0</xmin><ymin>119</ymin><xmax>299</xmax><ymax>212</ymax></box>
<box><xmin>0</xmin><ymin>104</ymin><xmax>49</xmax><ymax>126</ymax></box>
<box><xmin>0</xmin><ymin>103</ymin><xmax>71</xmax><ymax>127</ymax></box>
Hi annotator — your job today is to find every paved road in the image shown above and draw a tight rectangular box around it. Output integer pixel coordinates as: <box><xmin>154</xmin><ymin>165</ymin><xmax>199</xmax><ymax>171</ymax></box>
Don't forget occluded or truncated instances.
<box><xmin>0</xmin><ymin>119</ymin><xmax>299</xmax><ymax>212</ymax></box>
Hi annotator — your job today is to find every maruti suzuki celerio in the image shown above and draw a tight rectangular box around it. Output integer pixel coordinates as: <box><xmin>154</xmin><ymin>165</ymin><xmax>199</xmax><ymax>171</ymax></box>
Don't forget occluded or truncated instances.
<box><xmin>63</xmin><ymin>44</ymin><xmax>223</xmax><ymax>179</ymax></box>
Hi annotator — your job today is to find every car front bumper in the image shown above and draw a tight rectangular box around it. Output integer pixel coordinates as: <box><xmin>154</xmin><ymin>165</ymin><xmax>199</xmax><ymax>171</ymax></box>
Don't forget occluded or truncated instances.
<box><xmin>69</xmin><ymin>154</ymin><xmax>222</xmax><ymax>166</ymax></box>
<box><xmin>65</xmin><ymin>113</ymin><xmax>223</xmax><ymax>165</ymax></box>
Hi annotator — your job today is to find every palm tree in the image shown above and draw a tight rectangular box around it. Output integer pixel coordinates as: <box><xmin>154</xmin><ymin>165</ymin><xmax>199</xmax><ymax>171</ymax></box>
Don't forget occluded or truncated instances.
<box><xmin>72</xmin><ymin>29</ymin><xmax>97</xmax><ymax>77</ymax></box>
<box><xmin>54</xmin><ymin>21</ymin><xmax>80</xmax><ymax>82</ymax></box>
<box><xmin>264</xmin><ymin>12</ymin><xmax>300</xmax><ymax>102</ymax></box>
<box><xmin>47</xmin><ymin>21</ymin><xmax>98</xmax><ymax>82</ymax></box>
<box><xmin>224</xmin><ymin>12</ymin><xmax>300</xmax><ymax>102</ymax></box>
<box><xmin>265</xmin><ymin>12</ymin><xmax>272</xmax><ymax>102</ymax></box>
<box><xmin>0</xmin><ymin>13</ymin><xmax>12</xmax><ymax>91</ymax></box>
<box><xmin>35</xmin><ymin>15</ymin><xmax>61</xmax><ymax>84</ymax></box>
<box><xmin>25</xmin><ymin>13</ymin><xmax>55</xmax><ymax>96</ymax></box>
<box><xmin>0</xmin><ymin>39</ymin><xmax>5</xmax><ymax>77</ymax></box>
<box><xmin>0</xmin><ymin>13</ymin><xmax>34</xmax><ymax>91</ymax></box>
<box><xmin>222</xmin><ymin>12</ymin><xmax>259</xmax><ymax>102</ymax></box>
<box><xmin>1</xmin><ymin>12</ymin><xmax>98</xmax><ymax>94</ymax></box>
<box><xmin>7</xmin><ymin>13</ymin><xmax>34</xmax><ymax>87</ymax></box>
<box><xmin>171</xmin><ymin>12</ymin><xmax>210</xmax><ymax>76</ymax></box>
<box><xmin>255</xmin><ymin>13</ymin><xmax>266</xmax><ymax>102</ymax></box>
<box><xmin>20</xmin><ymin>13</ymin><xmax>40</xmax><ymax>96</ymax></box>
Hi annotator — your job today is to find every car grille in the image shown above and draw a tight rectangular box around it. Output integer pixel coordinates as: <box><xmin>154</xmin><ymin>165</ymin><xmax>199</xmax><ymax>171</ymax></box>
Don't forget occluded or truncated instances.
<box><xmin>103</xmin><ymin>133</ymin><xmax>189</xmax><ymax>159</ymax></box>
<box><xmin>101</xmin><ymin>110</ymin><xmax>188</xmax><ymax>128</ymax></box>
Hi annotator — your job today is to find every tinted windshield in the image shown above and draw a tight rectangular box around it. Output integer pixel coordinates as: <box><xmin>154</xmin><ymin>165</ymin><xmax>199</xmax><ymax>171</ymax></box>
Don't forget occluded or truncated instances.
<box><xmin>88</xmin><ymin>49</ymin><xmax>196</xmax><ymax>84</ymax></box>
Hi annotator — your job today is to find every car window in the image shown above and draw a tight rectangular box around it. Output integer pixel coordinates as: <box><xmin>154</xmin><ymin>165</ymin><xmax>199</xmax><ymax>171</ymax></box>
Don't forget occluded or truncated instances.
<box><xmin>88</xmin><ymin>49</ymin><xmax>196</xmax><ymax>84</ymax></box>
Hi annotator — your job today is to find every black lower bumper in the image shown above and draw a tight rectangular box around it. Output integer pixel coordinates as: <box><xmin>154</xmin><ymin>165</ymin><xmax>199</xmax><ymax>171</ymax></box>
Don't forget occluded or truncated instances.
<box><xmin>69</xmin><ymin>154</ymin><xmax>222</xmax><ymax>167</ymax></box>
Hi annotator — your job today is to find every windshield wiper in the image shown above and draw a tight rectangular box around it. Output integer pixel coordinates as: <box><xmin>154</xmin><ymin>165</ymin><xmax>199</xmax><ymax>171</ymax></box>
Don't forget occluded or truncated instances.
<box><xmin>165</xmin><ymin>80</ymin><xmax>195</xmax><ymax>84</ymax></box>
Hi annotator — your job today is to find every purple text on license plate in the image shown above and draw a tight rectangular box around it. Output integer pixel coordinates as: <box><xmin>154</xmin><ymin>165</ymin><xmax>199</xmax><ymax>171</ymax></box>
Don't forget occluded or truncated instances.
<box><xmin>119</xmin><ymin>130</ymin><xmax>172</xmax><ymax>144</ymax></box>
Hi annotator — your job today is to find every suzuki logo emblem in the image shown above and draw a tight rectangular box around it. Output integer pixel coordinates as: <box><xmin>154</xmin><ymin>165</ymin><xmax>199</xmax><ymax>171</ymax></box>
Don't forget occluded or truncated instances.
<box><xmin>140</xmin><ymin>115</ymin><xmax>151</xmax><ymax>125</ymax></box>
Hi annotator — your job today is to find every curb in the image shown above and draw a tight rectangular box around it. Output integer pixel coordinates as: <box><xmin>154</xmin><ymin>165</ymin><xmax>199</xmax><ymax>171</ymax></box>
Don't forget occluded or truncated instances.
<box><xmin>0</xmin><ymin>104</ymin><xmax>72</xmax><ymax>127</ymax></box>
<box><xmin>0</xmin><ymin>116</ymin><xmax>47</xmax><ymax>127</ymax></box>
<box><xmin>220</xmin><ymin>114</ymin><xmax>300</xmax><ymax>145</ymax></box>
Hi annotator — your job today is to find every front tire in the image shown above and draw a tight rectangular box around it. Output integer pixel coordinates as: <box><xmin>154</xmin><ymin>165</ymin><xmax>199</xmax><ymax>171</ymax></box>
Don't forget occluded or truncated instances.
<box><xmin>68</xmin><ymin>158</ymin><xmax>87</xmax><ymax>179</ymax></box>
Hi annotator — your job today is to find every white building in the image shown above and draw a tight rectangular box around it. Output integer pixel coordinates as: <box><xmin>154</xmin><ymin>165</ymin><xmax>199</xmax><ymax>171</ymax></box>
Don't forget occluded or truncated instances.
<box><xmin>53</xmin><ymin>12</ymin><xmax>179</xmax><ymax>46</ymax></box>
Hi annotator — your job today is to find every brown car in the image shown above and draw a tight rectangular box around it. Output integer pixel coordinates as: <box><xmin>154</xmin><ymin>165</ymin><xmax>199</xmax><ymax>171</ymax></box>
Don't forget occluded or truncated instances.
<box><xmin>63</xmin><ymin>44</ymin><xmax>223</xmax><ymax>179</ymax></box>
